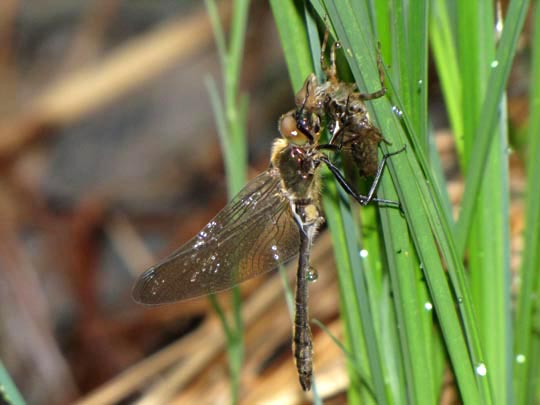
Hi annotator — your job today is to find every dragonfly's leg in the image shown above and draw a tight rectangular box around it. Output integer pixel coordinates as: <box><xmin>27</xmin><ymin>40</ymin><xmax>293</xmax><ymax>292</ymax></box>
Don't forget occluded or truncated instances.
<box><xmin>320</xmin><ymin>28</ymin><xmax>330</xmax><ymax>75</ymax></box>
<box><xmin>363</xmin><ymin>145</ymin><xmax>406</xmax><ymax>203</ymax></box>
<box><xmin>320</xmin><ymin>28</ymin><xmax>341</xmax><ymax>82</ymax></box>
<box><xmin>319</xmin><ymin>153</ymin><xmax>402</xmax><ymax>207</ymax></box>
<box><xmin>358</xmin><ymin>43</ymin><xmax>387</xmax><ymax>100</ymax></box>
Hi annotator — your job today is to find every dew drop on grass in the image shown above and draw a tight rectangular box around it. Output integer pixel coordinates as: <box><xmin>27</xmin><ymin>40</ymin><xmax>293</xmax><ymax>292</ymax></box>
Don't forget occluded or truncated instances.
<box><xmin>475</xmin><ymin>363</ymin><xmax>487</xmax><ymax>376</ymax></box>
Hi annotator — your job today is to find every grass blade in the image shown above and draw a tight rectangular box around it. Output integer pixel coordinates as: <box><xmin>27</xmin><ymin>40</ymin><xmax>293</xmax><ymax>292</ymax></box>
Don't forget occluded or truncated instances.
<box><xmin>514</xmin><ymin>0</ymin><xmax>540</xmax><ymax>402</ymax></box>
<box><xmin>454</xmin><ymin>0</ymin><xmax>530</xmax><ymax>254</ymax></box>
<box><xmin>0</xmin><ymin>360</ymin><xmax>25</xmax><ymax>405</ymax></box>
<box><xmin>205</xmin><ymin>1</ymin><xmax>251</xmax><ymax>402</ymax></box>
<box><xmin>322</xmin><ymin>1</ymin><xmax>489</xmax><ymax>403</ymax></box>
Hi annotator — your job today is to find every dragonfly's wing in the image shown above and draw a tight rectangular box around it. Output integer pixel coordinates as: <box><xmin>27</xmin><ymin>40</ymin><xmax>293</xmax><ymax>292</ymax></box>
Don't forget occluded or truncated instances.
<box><xmin>132</xmin><ymin>169</ymin><xmax>301</xmax><ymax>304</ymax></box>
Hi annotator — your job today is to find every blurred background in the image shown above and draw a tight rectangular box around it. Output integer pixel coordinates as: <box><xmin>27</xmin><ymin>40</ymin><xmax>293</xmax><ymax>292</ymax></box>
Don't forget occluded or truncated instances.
<box><xmin>0</xmin><ymin>1</ymin><xmax>532</xmax><ymax>404</ymax></box>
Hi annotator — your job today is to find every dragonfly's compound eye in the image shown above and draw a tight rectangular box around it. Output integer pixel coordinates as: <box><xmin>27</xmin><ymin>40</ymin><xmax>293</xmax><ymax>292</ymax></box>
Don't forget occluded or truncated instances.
<box><xmin>279</xmin><ymin>111</ymin><xmax>309</xmax><ymax>145</ymax></box>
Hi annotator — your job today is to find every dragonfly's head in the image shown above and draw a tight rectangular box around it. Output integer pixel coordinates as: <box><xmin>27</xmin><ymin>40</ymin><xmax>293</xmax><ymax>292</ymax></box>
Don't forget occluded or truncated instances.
<box><xmin>279</xmin><ymin>110</ymin><xmax>317</xmax><ymax>146</ymax></box>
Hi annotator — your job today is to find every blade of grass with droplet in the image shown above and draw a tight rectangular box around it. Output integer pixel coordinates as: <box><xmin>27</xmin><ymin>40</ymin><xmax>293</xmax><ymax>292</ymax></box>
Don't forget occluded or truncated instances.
<box><xmin>372</xmin><ymin>2</ymin><xmax>441</xmax><ymax>400</ymax></box>
<box><xmin>322</xmin><ymin>1</ymin><xmax>442</xmax><ymax>404</ymax></box>
<box><xmin>454</xmin><ymin>0</ymin><xmax>529</xmax><ymax>254</ymax></box>
<box><xmin>451</xmin><ymin>0</ymin><xmax>513</xmax><ymax>401</ymax></box>
<box><xmin>322</xmin><ymin>1</ymin><xmax>489</xmax><ymax>403</ymax></box>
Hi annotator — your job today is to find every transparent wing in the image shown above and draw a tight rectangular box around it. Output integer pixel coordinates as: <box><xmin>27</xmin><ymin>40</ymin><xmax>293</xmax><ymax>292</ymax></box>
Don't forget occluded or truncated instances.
<box><xmin>132</xmin><ymin>169</ymin><xmax>300</xmax><ymax>304</ymax></box>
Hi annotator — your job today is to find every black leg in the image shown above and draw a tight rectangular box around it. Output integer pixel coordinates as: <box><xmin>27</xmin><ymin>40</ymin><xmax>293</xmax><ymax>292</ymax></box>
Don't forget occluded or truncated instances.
<box><xmin>319</xmin><ymin>145</ymin><xmax>406</xmax><ymax>207</ymax></box>
<box><xmin>362</xmin><ymin>145</ymin><xmax>406</xmax><ymax>204</ymax></box>
<box><xmin>357</xmin><ymin>43</ymin><xmax>387</xmax><ymax>100</ymax></box>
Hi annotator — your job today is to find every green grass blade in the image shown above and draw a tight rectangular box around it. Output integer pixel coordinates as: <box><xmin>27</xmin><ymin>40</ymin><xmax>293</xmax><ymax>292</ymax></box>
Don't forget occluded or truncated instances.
<box><xmin>0</xmin><ymin>360</ymin><xmax>25</xmax><ymax>405</ymax></box>
<box><xmin>204</xmin><ymin>1</ymin><xmax>251</xmax><ymax>402</ymax></box>
<box><xmin>429</xmin><ymin>0</ymin><xmax>464</xmax><ymax>156</ymax></box>
<box><xmin>514</xmin><ymin>0</ymin><xmax>540</xmax><ymax>402</ymax></box>
<box><xmin>312</xmin><ymin>318</ymin><xmax>376</xmax><ymax>400</ymax></box>
<box><xmin>454</xmin><ymin>0</ymin><xmax>530</xmax><ymax>255</ymax></box>
<box><xmin>206</xmin><ymin>0</ymin><xmax>227</xmax><ymax>67</ymax></box>
<box><xmin>322</xmin><ymin>1</ymin><xmax>489</xmax><ymax>403</ymax></box>
<box><xmin>322</xmin><ymin>183</ymin><xmax>387</xmax><ymax>404</ymax></box>
<box><xmin>453</xmin><ymin>0</ymin><xmax>512</xmax><ymax>402</ymax></box>
<box><xmin>269</xmin><ymin>0</ymin><xmax>312</xmax><ymax>91</ymax></box>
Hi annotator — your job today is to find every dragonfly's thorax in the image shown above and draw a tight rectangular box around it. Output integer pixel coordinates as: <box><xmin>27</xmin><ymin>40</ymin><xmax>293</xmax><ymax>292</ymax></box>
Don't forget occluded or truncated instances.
<box><xmin>271</xmin><ymin>138</ymin><xmax>321</xmax><ymax>203</ymax></box>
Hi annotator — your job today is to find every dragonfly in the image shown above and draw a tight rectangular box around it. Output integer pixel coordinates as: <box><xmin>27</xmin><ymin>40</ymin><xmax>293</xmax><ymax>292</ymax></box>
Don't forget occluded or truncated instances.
<box><xmin>133</xmin><ymin>35</ymin><xmax>404</xmax><ymax>392</ymax></box>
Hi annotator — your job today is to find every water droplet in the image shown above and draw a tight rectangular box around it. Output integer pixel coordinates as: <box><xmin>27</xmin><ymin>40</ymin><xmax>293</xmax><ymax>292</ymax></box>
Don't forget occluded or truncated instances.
<box><xmin>391</xmin><ymin>105</ymin><xmax>403</xmax><ymax>118</ymax></box>
<box><xmin>271</xmin><ymin>245</ymin><xmax>278</xmax><ymax>251</ymax></box>
<box><xmin>151</xmin><ymin>290</ymin><xmax>157</xmax><ymax>296</ymax></box>
<box><xmin>495</xmin><ymin>17</ymin><xmax>503</xmax><ymax>36</ymax></box>
<box><xmin>359</xmin><ymin>249</ymin><xmax>369</xmax><ymax>258</ymax></box>
<box><xmin>457</xmin><ymin>296</ymin><xmax>464</xmax><ymax>304</ymax></box>
<box><xmin>475</xmin><ymin>363</ymin><xmax>487</xmax><ymax>376</ymax></box>
<box><xmin>491</xmin><ymin>60</ymin><xmax>499</xmax><ymax>68</ymax></box>
<box><xmin>307</xmin><ymin>267</ymin><xmax>319</xmax><ymax>282</ymax></box>
<box><xmin>417</xmin><ymin>79</ymin><xmax>423</xmax><ymax>86</ymax></box>
<box><xmin>516</xmin><ymin>354</ymin><xmax>526</xmax><ymax>364</ymax></box>
<box><xmin>194</xmin><ymin>239</ymin><xmax>205</xmax><ymax>249</ymax></box>
<box><xmin>424</xmin><ymin>302</ymin><xmax>433</xmax><ymax>311</ymax></box>
<box><xmin>273</xmin><ymin>253</ymin><xmax>280</xmax><ymax>260</ymax></box>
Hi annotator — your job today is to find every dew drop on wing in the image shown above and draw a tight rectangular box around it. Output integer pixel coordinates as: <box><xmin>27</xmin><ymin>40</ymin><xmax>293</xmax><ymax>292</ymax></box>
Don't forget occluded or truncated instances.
<box><xmin>307</xmin><ymin>266</ymin><xmax>318</xmax><ymax>282</ymax></box>
<box><xmin>270</xmin><ymin>244</ymin><xmax>280</xmax><ymax>261</ymax></box>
